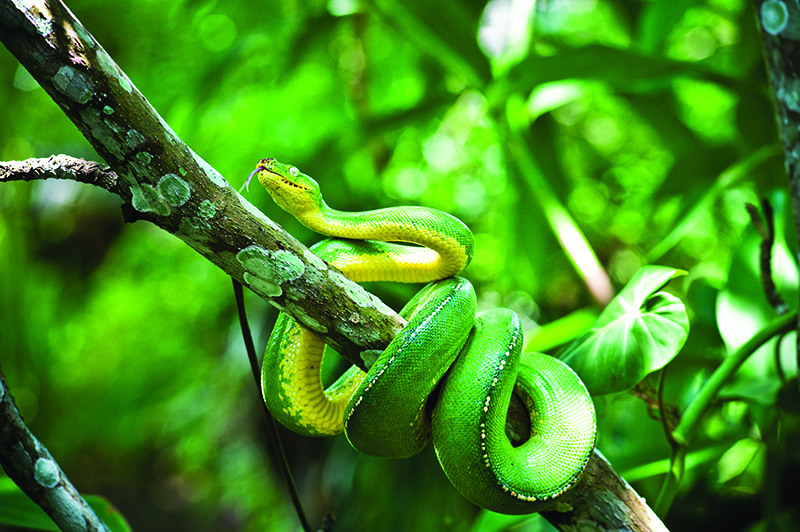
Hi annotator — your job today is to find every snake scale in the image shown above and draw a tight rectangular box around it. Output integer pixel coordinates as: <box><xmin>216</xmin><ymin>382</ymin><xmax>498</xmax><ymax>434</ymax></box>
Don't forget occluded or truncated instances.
<box><xmin>249</xmin><ymin>158</ymin><xmax>596</xmax><ymax>515</ymax></box>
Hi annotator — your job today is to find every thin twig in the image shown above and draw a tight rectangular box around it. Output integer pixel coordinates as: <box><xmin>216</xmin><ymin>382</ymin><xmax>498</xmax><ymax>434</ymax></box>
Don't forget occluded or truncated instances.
<box><xmin>231</xmin><ymin>279</ymin><xmax>316</xmax><ymax>532</ymax></box>
<box><xmin>746</xmin><ymin>201</ymin><xmax>789</xmax><ymax>316</ymax></box>
<box><xmin>774</xmin><ymin>332</ymin><xmax>788</xmax><ymax>383</ymax></box>
<box><xmin>0</xmin><ymin>155</ymin><xmax>120</xmax><ymax>194</ymax></box>
<box><xmin>657</xmin><ymin>367</ymin><xmax>678</xmax><ymax>451</ymax></box>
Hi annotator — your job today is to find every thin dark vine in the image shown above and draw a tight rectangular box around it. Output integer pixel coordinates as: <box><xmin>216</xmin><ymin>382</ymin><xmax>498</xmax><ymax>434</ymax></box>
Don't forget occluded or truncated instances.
<box><xmin>231</xmin><ymin>279</ymin><xmax>319</xmax><ymax>532</ymax></box>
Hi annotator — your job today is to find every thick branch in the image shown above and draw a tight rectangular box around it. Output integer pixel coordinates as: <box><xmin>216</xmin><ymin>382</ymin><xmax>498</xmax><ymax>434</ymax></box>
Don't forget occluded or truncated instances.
<box><xmin>754</xmin><ymin>0</ymin><xmax>800</xmax><ymax>353</ymax></box>
<box><xmin>541</xmin><ymin>451</ymin><xmax>667</xmax><ymax>532</ymax></box>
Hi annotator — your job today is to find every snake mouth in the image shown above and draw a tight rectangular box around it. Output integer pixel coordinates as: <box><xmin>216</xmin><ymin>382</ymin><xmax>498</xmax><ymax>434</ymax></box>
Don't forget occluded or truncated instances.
<box><xmin>242</xmin><ymin>158</ymin><xmax>316</xmax><ymax>196</ymax></box>
<box><xmin>278</xmin><ymin>177</ymin><xmax>310</xmax><ymax>190</ymax></box>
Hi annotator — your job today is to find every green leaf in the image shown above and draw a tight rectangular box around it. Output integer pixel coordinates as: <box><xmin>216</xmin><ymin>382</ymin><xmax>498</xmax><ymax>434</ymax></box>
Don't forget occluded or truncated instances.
<box><xmin>524</xmin><ymin>308</ymin><xmax>598</xmax><ymax>353</ymax></box>
<box><xmin>0</xmin><ymin>477</ymin><xmax>58</xmax><ymax>531</ymax></box>
<box><xmin>620</xmin><ymin>442</ymin><xmax>730</xmax><ymax>482</ymax></box>
<box><xmin>0</xmin><ymin>477</ymin><xmax>132</xmax><ymax>532</ymax></box>
<box><xmin>85</xmin><ymin>495</ymin><xmax>133</xmax><ymax>532</ymax></box>
<box><xmin>373</xmin><ymin>0</ymin><xmax>492</xmax><ymax>87</ymax></box>
<box><xmin>559</xmin><ymin>266</ymin><xmax>689</xmax><ymax>395</ymax></box>
<box><xmin>498</xmin><ymin>44</ymin><xmax>750</xmax><ymax>100</ymax></box>
<box><xmin>637</xmin><ymin>0</ymin><xmax>703</xmax><ymax>53</ymax></box>
<box><xmin>647</xmin><ymin>145</ymin><xmax>780</xmax><ymax>261</ymax></box>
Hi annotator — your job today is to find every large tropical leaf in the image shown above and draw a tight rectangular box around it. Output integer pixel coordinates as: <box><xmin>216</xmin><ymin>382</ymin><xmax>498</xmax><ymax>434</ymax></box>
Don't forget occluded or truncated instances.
<box><xmin>559</xmin><ymin>266</ymin><xmax>689</xmax><ymax>395</ymax></box>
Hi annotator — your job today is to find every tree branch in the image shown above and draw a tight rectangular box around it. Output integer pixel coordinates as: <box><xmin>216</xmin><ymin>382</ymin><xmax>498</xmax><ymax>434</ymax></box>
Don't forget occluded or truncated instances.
<box><xmin>753</xmin><ymin>0</ymin><xmax>800</xmax><ymax>356</ymax></box>
<box><xmin>0</xmin><ymin>1</ymin><xmax>668</xmax><ymax>531</ymax></box>
<box><xmin>542</xmin><ymin>451</ymin><xmax>668</xmax><ymax>532</ymax></box>
<box><xmin>0</xmin><ymin>154</ymin><xmax>120</xmax><ymax>193</ymax></box>
<box><xmin>0</xmin><ymin>368</ymin><xmax>111</xmax><ymax>532</ymax></box>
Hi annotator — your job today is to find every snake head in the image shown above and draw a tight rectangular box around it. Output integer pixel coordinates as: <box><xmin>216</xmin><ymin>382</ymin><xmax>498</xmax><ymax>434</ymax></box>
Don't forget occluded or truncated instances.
<box><xmin>252</xmin><ymin>158</ymin><xmax>323</xmax><ymax>215</ymax></box>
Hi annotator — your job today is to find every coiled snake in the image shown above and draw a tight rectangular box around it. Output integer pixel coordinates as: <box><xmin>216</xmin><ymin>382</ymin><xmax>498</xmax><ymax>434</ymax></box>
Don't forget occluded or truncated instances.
<box><xmin>250</xmin><ymin>158</ymin><xmax>596</xmax><ymax>514</ymax></box>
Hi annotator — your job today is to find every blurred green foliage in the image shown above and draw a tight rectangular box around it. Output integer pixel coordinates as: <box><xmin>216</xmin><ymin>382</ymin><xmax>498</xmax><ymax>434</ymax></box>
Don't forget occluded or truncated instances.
<box><xmin>1</xmin><ymin>0</ymin><xmax>798</xmax><ymax>531</ymax></box>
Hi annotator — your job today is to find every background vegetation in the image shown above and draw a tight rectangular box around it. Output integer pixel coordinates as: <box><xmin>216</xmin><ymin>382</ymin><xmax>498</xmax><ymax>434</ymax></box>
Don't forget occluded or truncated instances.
<box><xmin>1</xmin><ymin>0</ymin><xmax>797</xmax><ymax>531</ymax></box>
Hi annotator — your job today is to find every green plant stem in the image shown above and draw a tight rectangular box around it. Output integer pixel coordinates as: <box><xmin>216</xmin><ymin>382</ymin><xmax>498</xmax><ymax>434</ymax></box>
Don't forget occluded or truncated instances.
<box><xmin>232</xmin><ymin>279</ymin><xmax>314</xmax><ymax>532</ymax></box>
<box><xmin>654</xmin><ymin>310</ymin><xmax>796</xmax><ymax>515</ymax></box>
<box><xmin>502</xmin><ymin>118</ymin><xmax>613</xmax><ymax>306</ymax></box>
<box><xmin>657</xmin><ymin>367</ymin><xmax>676</xmax><ymax>448</ymax></box>
<box><xmin>673</xmin><ymin>310</ymin><xmax>796</xmax><ymax>446</ymax></box>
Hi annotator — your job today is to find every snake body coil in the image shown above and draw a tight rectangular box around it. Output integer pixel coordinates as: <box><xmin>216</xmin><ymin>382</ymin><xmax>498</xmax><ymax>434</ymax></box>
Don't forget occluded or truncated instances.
<box><xmin>253</xmin><ymin>158</ymin><xmax>596</xmax><ymax>514</ymax></box>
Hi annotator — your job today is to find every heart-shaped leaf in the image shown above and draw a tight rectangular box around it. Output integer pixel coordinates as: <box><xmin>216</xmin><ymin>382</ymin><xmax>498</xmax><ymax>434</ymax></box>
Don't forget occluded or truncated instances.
<box><xmin>559</xmin><ymin>266</ymin><xmax>689</xmax><ymax>395</ymax></box>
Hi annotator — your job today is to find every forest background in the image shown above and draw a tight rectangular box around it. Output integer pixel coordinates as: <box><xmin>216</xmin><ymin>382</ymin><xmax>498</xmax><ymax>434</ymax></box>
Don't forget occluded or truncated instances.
<box><xmin>1</xmin><ymin>0</ymin><xmax>798</xmax><ymax>531</ymax></box>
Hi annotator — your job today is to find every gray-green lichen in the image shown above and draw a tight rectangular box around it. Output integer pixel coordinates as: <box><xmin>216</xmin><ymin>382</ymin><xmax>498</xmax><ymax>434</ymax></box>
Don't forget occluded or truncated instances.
<box><xmin>244</xmin><ymin>272</ymin><xmax>282</xmax><ymax>297</ymax></box>
<box><xmin>370</xmin><ymin>294</ymin><xmax>397</xmax><ymax>316</ymax></box>
<box><xmin>273</xmin><ymin>250</ymin><xmax>305</xmax><ymax>281</ymax></box>
<box><xmin>118</xmin><ymin>74</ymin><xmax>133</xmax><ymax>93</ymax></box>
<box><xmin>128</xmin><ymin>156</ymin><xmax>158</xmax><ymax>185</ymax></box>
<box><xmin>773</xmin><ymin>72</ymin><xmax>800</xmax><ymax>113</ymax></box>
<box><xmin>237</xmin><ymin>246</ymin><xmax>306</xmax><ymax>298</ymax></box>
<box><xmin>198</xmin><ymin>200</ymin><xmax>216</xmax><ymax>219</ymax></box>
<box><xmin>135</xmin><ymin>151</ymin><xmax>152</xmax><ymax>165</ymax></box>
<box><xmin>95</xmin><ymin>49</ymin><xmax>132</xmax><ymax>93</ymax></box>
<box><xmin>237</xmin><ymin>246</ymin><xmax>271</xmax><ymax>271</ymax></box>
<box><xmin>304</xmin><ymin>248</ymin><xmax>328</xmax><ymax>271</ymax></box>
<box><xmin>158</xmin><ymin>174</ymin><xmax>191</xmax><ymax>206</ymax></box>
<box><xmin>126</xmin><ymin>128</ymin><xmax>146</xmax><ymax>148</ymax></box>
<box><xmin>102</xmin><ymin>105</ymin><xmax>114</xmax><ymax>115</ymax></box>
<box><xmin>761</xmin><ymin>0</ymin><xmax>800</xmax><ymax>39</ymax></box>
<box><xmin>286</xmin><ymin>301</ymin><xmax>328</xmax><ymax>333</ymax></box>
<box><xmin>53</xmin><ymin>66</ymin><xmax>93</xmax><ymax>104</ymax></box>
<box><xmin>74</xmin><ymin>22</ymin><xmax>95</xmax><ymax>48</ymax></box>
<box><xmin>329</xmin><ymin>271</ymin><xmax>373</xmax><ymax>308</ymax></box>
<box><xmin>34</xmin><ymin>458</ymin><xmax>60</xmax><ymax>488</ymax></box>
<box><xmin>338</xmin><ymin>320</ymin><xmax>380</xmax><ymax>347</ymax></box>
<box><xmin>131</xmin><ymin>184</ymin><xmax>170</xmax><ymax>215</ymax></box>
<box><xmin>80</xmin><ymin>108</ymin><xmax>124</xmax><ymax>160</ymax></box>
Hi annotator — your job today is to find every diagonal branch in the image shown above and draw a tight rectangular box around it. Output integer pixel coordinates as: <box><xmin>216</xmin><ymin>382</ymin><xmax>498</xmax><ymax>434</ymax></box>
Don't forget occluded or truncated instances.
<box><xmin>0</xmin><ymin>0</ymin><xmax>405</xmax><ymax>369</ymax></box>
<box><xmin>0</xmin><ymin>368</ymin><xmax>112</xmax><ymax>532</ymax></box>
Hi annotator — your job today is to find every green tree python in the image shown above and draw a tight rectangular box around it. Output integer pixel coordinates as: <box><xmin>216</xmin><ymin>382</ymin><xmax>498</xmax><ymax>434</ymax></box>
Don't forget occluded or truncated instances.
<box><xmin>249</xmin><ymin>158</ymin><xmax>596</xmax><ymax>515</ymax></box>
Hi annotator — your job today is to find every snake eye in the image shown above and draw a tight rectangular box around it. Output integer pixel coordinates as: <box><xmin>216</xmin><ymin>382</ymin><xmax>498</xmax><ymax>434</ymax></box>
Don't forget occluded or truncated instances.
<box><xmin>289</xmin><ymin>166</ymin><xmax>300</xmax><ymax>177</ymax></box>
